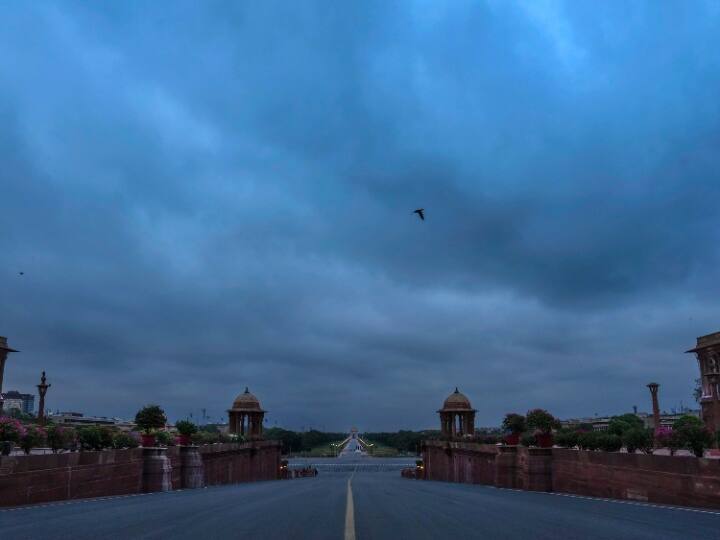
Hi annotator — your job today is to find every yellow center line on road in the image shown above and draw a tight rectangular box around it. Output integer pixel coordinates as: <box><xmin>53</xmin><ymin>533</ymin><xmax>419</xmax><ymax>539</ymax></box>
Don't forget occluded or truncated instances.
<box><xmin>344</xmin><ymin>468</ymin><xmax>356</xmax><ymax>540</ymax></box>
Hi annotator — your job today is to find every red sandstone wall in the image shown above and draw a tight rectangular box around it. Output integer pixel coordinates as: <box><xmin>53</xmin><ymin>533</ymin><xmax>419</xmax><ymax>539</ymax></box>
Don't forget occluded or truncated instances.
<box><xmin>0</xmin><ymin>441</ymin><xmax>281</xmax><ymax>508</ymax></box>
<box><xmin>421</xmin><ymin>441</ymin><xmax>720</xmax><ymax>510</ymax></box>
<box><xmin>552</xmin><ymin>449</ymin><xmax>720</xmax><ymax>509</ymax></box>
<box><xmin>200</xmin><ymin>441</ymin><xmax>280</xmax><ymax>485</ymax></box>
<box><xmin>423</xmin><ymin>442</ymin><xmax>497</xmax><ymax>484</ymax></box>
<box><xmin>0</xmin><ymin>449</ymin><xmax>144</xmax><ymax>507</ymax></box>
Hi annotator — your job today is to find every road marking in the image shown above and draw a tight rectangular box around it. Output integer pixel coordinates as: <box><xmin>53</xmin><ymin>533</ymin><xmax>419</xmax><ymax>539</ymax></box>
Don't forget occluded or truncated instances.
<box><xmin>344</xmin><ymin>469</ymin><xmax>356</xmax><ymax>540</ymax></box>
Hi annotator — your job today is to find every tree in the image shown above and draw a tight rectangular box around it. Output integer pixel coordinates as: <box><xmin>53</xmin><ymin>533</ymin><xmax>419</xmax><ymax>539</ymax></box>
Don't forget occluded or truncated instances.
<box><xmin>608</xmin><ymin>414</ymin><xmax>644</xmax><ymax>436</ymax></box>
<box><xmin>526</xmin><ymin>409</ymin><xmax>558</xmax><ymax>434</ymax></box>
<box><xmin>623</xmin><ymin>428</ymin><xmax>653</xmax><ymax>454</ymax></box>
<box><xmin>578</xmin><ymin>432</ymin><xmax>600</xmax><ymax>451</ymax></box>
<box><xmin>134</xmin><ymin>405</ymin><xmax>167</xmax><ymax>434</ymax></box>
<box><xmin>673</xmin><ymin>415</ymin><xmax>712</xmax><ymax>458</ymax></box>
<box><xmin>502</xmin><ymin>413</ymin><xmax>526</xmax><ymax>434</ymax></box>
<box><xmin>555</xmin><ymin>429</ymin><xmax>579</xmax><ymax>448</ymax></box>
<box><xmin>175</xmin><ymin>420</ymin><xmax>198</xmax><ymax>436</ymax></box>
<box><xmin>597</xmin><ymin>433</ymin><xmax>622</xmax><ymax>452</ymax></box>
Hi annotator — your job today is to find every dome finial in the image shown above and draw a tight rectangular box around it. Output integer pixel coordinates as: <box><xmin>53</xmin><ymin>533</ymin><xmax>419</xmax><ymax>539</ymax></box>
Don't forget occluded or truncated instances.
<box><xmin>454</xmin><ymin>387</ymin><xmax>459</xmax><ymax>393</ymax></box>
<box><xmin>244</xmin><ymin>386</ymin><xmax>250</xmax><ymax>394</ymax></box>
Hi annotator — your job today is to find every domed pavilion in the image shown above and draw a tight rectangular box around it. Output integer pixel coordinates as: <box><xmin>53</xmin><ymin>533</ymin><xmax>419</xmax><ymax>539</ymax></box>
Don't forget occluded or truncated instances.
<box><xmin>228</xmin><ymin>387</ymin><xmax>266</xmax><ymax>440</ymax></box>
<box><xmin>438</xmin><ymin>388</ymin><xmax>476</xmax><ymax>438</ymax></box>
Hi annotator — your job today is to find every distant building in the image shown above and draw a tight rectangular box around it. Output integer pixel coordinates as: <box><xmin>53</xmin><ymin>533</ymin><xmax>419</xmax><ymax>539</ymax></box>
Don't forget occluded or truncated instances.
<box><xmin>560</xmin><ymin>410</ymin><xmax>701</xmax><ymax>432</ymax></box>
<box><xmin>0</xmin><ymin>390</ymin><xmax>34</xmax><ymax>414</ymax></box>
<box><xmin>47</xmin><ymin>411</ymin><xmax>135</xmax><ymax>431</ymax></box>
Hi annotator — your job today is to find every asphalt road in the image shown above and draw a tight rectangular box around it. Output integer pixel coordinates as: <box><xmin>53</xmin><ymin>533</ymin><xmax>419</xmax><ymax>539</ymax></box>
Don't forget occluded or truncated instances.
<box><xmin>2</xmin><ymin>459</ymin><xmax>720</xmax><ymax>539</ymax></box>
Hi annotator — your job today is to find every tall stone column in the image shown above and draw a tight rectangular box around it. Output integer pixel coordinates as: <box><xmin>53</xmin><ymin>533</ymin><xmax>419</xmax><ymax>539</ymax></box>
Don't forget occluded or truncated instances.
<box><xmin>36</xmin><ymin>372</ymin><xmax>50</xmax><ymax>425</ymax></box>
<box><xmin>647</xmin><ymin>383</ymin><xmax>661</xmax><ymax>433</ymax></box>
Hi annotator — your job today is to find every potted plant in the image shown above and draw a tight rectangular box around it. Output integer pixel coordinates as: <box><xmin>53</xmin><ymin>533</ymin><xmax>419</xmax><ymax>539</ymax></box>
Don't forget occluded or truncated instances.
<box><xmin>134</xmin><ymin>405</ymin><xmax>167</xmax><ymax>447</ymax></box>
<box><xmin>526</xmin><ymin>409</ymin><xmax>558</xmax><ymax>448</ymax></box>
<box><xmin>501</xmin><ymin>413</ymin><xmax>526</xmax><ymax>445</ymax></box>
<box><xmin>0</xmin><ymin>417</ymin><xmax>26</xmax><ymax>455</ymax></box>
<box><xmin>175</xmin><ymin>420</ymin><xmax>197</xmax><ymax>445</ymax></box>
<box><xmin>46</xmin><ymin>425</ymin><xmax>77</xmax><ymax>453</ymax></box>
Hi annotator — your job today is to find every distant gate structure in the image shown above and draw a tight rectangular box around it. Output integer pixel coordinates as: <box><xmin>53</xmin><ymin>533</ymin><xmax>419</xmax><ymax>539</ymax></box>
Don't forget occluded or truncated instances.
<box><xmin>336</xmin><ymin>427</ymin><xmax>372</xmax><ymax>455</ymax></box>
<box><xmin>228</xmin><ymin>387</ymin><xmax>265</xmax><ymax>440</ymax></box>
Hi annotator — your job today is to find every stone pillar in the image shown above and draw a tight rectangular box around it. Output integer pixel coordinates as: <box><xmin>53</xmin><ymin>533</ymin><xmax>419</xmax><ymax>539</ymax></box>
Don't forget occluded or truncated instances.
<box><xmin>522</xmin><ymin>447</ymin><xmax>553</xmax><ymax>492</ymax></box>
<box><xmin>142</xmin><ymin>447</ymin><xmax>172</xmax><ymax>493</ymax></box>
<box><xmin>36</xmin><ymin>371</ymin><xmax>50</xmax><ymax>425</ymax></box>
<box><xmin>494</xmin><ymin>445</ymin><xmax>518</xmax><ymax>489</ymax></box>
<box><xmin>647</xmin><ymin>383</ymin><xmax>661</xmax><ymax>433</ymax></box>
<box><xmin>180</xmin><ymin>445</ymin><xmax>205</xmax><ymax>489</ymax></box>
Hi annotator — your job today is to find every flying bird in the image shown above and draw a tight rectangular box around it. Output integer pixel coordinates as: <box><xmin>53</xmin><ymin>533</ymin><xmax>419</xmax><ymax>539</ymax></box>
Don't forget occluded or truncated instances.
<box><xmin>18</xmin><ymin>272</ymin><xmax>24</xmax><ymax>276</ymax></box>
<box><xmin>413</xmin><ymin>208</ymin><xmax>425</xmax><ymax>221</ymax></box>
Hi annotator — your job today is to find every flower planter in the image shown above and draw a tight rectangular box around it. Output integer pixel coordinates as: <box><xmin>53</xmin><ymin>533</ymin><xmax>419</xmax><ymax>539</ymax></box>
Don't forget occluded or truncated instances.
<box><xmin>141</xmin><ymin>434</ymin><xmax>157</xmax><ymax>447</ymax></box>
<box><xmin>504</xmin><ymin>433</ymin><xmax>520</xmax><ymax>445</ymax></box>
<box><xmin>176</xmin><ymin>434</ymin><xmax>191</xmax><ymax>446</ymax></box>
<box><xmin>536</xmin><ymin>433</ymin><xmax>554</xmax><ymax>448</ymax></box>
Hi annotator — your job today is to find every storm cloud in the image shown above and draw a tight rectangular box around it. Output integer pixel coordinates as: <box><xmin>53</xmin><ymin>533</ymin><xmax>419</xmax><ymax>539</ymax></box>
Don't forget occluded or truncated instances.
<box><xmin>1</xmin><ymin>1</ymin><xmax>719</xmax><ymax>430</ymax></box>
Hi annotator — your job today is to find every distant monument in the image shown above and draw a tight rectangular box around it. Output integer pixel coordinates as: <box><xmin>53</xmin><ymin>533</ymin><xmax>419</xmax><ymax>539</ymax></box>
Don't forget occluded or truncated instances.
<box><xmin>438</xmin><ymin>388</ymin><xmax>476</xmax><ymax>438</ymax></box>
<box><xmin>37</xmin><ymin>372</ymin><xmax>51</xmax><ymax>425</ymax></box>
<box><xmin>647</xmin><ymin>382</ymin><xmax>661</xmax><ymax>433</ymax></box>
<box><xmin>228</xmin><ymin>387</ymin><xmax>265</xmax><ymax>440</ymax></box>
<box><xmin>687</xmin><ymin>331</ymin><xmax>720</xmax><ymax>432</ymax></box>
<box><xmin>0</xmin><ymin>337</ymin><xmax>19</xmax><ymax>415</ymax></box>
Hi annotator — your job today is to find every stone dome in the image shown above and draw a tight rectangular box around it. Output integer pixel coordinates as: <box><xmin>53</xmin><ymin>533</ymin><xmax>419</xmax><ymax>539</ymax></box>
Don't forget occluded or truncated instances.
<box><xmin>441</xmin><ymin>388</ymin><xmax>474</xmax><ymax>411</ymax></box>
<box><xmin>231</xmin><ymin>387</ymin><xmax>263</xmax><ymax>411</ymax></box>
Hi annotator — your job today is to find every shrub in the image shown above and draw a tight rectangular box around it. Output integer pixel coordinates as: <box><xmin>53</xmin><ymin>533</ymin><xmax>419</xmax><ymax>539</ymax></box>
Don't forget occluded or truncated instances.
<box><xmin>78</xmin><ymin>426</ymin><xmax>106</xmax><ymax>450</ymax></box>
<box><xmin>520</xmin><ymin>433</ymin><xmax>536</xmax><ymax>447</ymax></box>
<box><xmin>597</xmin><ymin>433</ymin><xmax>622</xmax><ymax>452</ymax></box>
<box><xmin>99</xmin><ymin>427</ymin><xmax>115</xmax><ymax>449</ymax></box>
<box><xmin>479</xmin><ymin>434</ymin><xmax>500</xmax><ymax>444</ymax></box>
<box><xmin>0</xmin><ymin>417</ymin><xmax>27</xmax><ymax>443</ymax></box>
<box><xmin>191</xmin><ymin>431</ymin><xmax>219</xmax><ymax>445</ymax></box>
<box><xmin>623</xmin><ymin>428</ymin><xmax>653</xmax><ymax>454</ymax></box>
<box><xmin>134</xmin><ymin>405</ymin><xmax>167</xmax><ymax>434</ymax></box>
<box><xmin>46</xmin><ymin>425</ymin><xmax>76</xmax><ymax>452</ymax></box>
<box><xmin>578</xmin><ymin>431</ymin><xmax>600</xmax><ymax>451</ymax></box>
<box><xmin>526</xmin><ymin>409</ymin><xmax>558</xmax><ymax>435</ymax></box>
<box><xmin>674</xmin><ymin>423</ymin><xmax>713</xmax><ymax>458</ymax></box>
<box><xmin>155</xmin><ymin>430</ymin><xmax>174</xmax><ymax>446</ymax></box>
<box><xmin>112</xmin><ymin>431</ymin><xmax>140</xmax><ymax>449</ymax></box>
<box><xmin>175</xmin><ymin>420</ymin><xmax>198</xmax><ymax>436</ymax></box>
<box><xmin>20</xmin><ymin>425</ymin><xmax>46</xmax><ymax>454</ymax></box>
<box><xmin>554</xmin><ymin>430</ymin><xmax>579</xmax><ymax>448</ymax></box>
<box><xmin>655</xmin><ymin>429</ymin><xmax>682</xmax><ymax>456</ymax></box>
<box><xmin>502</xmin><ymin>413</ymin><xmax>527</xmax><ymax>435</ymax></box>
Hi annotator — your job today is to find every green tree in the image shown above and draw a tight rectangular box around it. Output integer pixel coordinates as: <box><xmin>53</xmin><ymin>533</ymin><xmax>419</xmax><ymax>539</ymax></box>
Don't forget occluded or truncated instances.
<box><xmin>607</xmin><ymin>414</ymin><xmax>644</xmax><ymax>436</ymax></box>
<box><xmin>622</xmin><ymin>428</ymin><xmax>653</xmax><ymax>454</ymax></box>
<box><xmin>526</xmin><ymin>409</ymin><xmax>558</xmax><ymax>434</ymax></box>
<box><xmin>502</xmin><ymin>414</ymin><xmax>526</xmax><ymax>434</ymax></box>
<box><xmin>134</xmin><ymin>405</ymin><xmax>167</xmax><ymax>434</ymax></box>
<box><xmin>673</xmin><ymin>416</ymin><xmax>712</xmax><ymax>457</ymax></box>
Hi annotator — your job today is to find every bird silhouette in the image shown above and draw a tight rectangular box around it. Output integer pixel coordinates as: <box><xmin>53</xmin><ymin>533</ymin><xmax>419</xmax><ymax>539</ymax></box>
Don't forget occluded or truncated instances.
<box><xmin>413</xmin><ymin>208</ymin><xmax>425</xmax><ymax>221</ymax></box>
<box><xmin>18</xmin><ymin>272</ymin><xmax>24</xmax><ymax>276</ymax></box>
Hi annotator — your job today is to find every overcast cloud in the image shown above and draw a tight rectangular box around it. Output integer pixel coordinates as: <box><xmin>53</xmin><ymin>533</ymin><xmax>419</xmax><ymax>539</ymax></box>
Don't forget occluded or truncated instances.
<box><xmin>1</xmin><ymin>1</ymin><xmax>719</xmax><ymax>430</ymax></box>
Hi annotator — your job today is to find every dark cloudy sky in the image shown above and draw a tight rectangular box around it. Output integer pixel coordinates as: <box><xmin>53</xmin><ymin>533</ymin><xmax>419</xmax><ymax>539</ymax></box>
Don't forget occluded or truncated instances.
<box><xmin>2</xmin><ymin>1</ymin><xmax>719</xmax><ymax>431</ymax></box>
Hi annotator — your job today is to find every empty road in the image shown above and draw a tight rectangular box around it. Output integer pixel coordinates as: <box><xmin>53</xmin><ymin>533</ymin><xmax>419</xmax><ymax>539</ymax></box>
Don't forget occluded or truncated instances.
<box><xmin>2</xmin><ymin>457</ymin><xmax>719</xmax><ymax>539</ymax></box>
